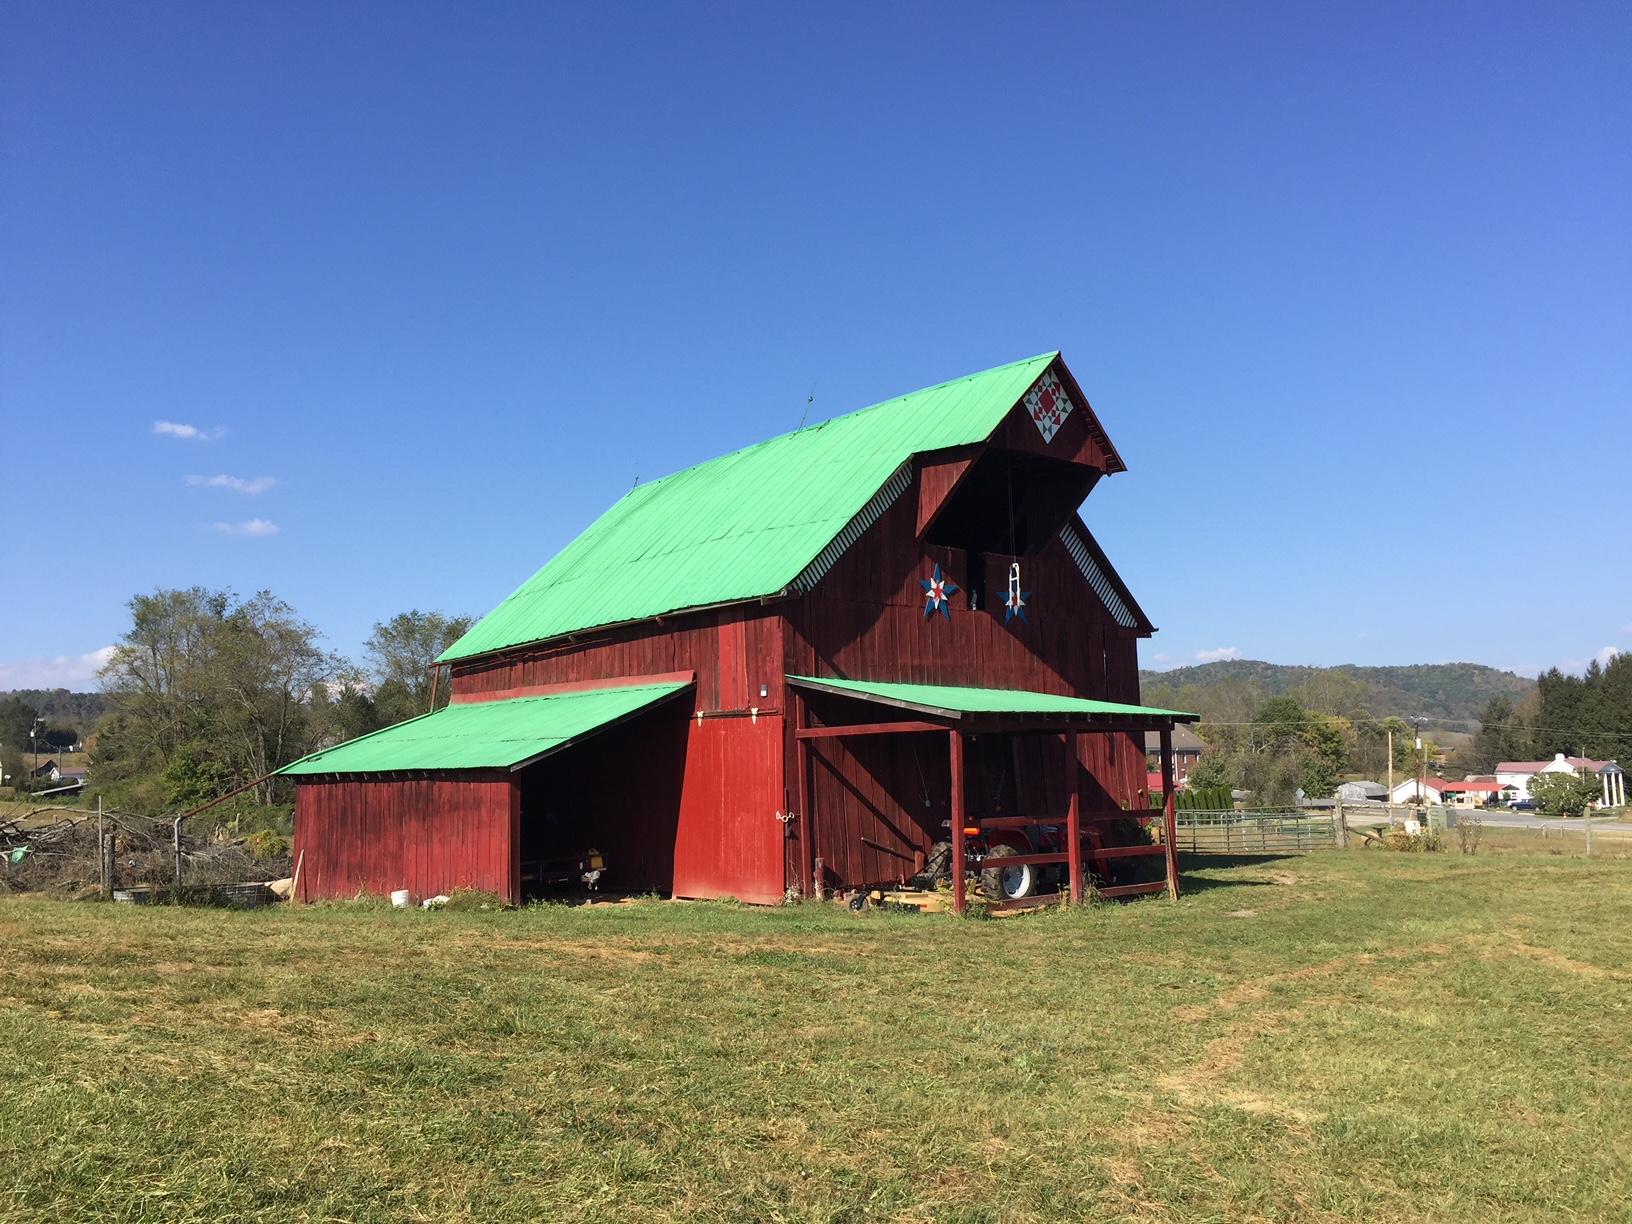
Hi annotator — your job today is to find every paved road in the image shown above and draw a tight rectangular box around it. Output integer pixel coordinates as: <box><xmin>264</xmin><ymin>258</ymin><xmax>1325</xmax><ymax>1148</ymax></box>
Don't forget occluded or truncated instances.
<box><xmin>1344</xmin><ymin>809</ymin><xmax>1632</xmax><ymax>836</ymax></box>
<box><xmin>1475</xmin><ymin>812</ymin><xmax>1632</xmax><ymax>835</ymax></box>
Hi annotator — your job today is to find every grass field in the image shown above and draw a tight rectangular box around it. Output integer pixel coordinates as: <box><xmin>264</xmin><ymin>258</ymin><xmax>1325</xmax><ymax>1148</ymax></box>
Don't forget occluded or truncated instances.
<box><xmin>3</xmin><ymin>851</ymin><xmax>1630</xmax><ymax>1223</ymax></box>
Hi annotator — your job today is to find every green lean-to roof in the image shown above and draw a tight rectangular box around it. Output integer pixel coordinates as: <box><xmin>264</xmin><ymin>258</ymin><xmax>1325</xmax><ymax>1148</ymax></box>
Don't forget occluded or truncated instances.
<box><xmin>278</xmin><ymin>681</ymin><xmax>691</xmax><ymax>776</ymax></box>
<box><xmin>787</xmin><ymin>677</ymin><xmax>1198</xmax><ymax>722</ymax></box>
<box><xmin>440</xmin><ymin>352</ymin><xmax>1063</xmax><ymax>662</ymax></box>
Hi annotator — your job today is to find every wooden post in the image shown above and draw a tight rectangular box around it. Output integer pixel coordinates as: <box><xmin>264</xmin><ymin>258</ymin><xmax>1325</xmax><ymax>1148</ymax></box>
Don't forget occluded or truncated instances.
<box><xmin>1334</xmin><ymin>798</ymin><xmax>1348</xmax><ymax>849</ymax></box>
<box><xmin>96</xmin><ymin>795</ymin><xmax>107</xmax><ymax>897</ymax></box>
<box><xmin>949</xmin><ymin>728</ymin><xmax>967</xmax><ymax>916</ymax></box>
<box><xmin>1160</xmin><ymin>725</ymin><xmax>1179</xmax><ymax>901</ymax></box>
<box><xmin>794</xmin><ymin>694</ymin><xmax>815</xmax><ymax>898</ymax></box>
<box><xmin>1584</xmin><ymin>807</ymin><xmax>1593</xmax><ymax>859</ymax></box>
<box><xmin>102</xmin><ymin>832</ymin><xmax>117</xmax><ymax>895</ymax></box>
<box><xmin>1066</xmin><ymin>733</ymin><xmax>1082</xmax><ymax>905</ymax></box>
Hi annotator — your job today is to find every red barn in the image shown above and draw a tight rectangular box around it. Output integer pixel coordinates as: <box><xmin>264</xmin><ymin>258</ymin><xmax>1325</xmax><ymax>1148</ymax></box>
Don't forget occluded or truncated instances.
<box><xmin>283</xmin><ymin>352</ymin><xmax>1196</xmax><ymax>912</ymax></box>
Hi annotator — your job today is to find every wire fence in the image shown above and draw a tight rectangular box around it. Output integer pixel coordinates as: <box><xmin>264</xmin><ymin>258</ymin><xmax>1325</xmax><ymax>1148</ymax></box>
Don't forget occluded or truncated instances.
<box><xmin>0</xmin><ymin>802</ymin><xmax>291</xmax><ymax>901</ymax></box>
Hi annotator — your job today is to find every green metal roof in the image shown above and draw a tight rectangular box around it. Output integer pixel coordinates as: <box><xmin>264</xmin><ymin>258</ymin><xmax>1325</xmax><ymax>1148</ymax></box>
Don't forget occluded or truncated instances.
<box><xmin>787</xmin><ymin>676</ymin><xmax>1198</xmax><ymax>722</ymax></box>
<box><xmin>278</xmin><ymin>681</ymin><xmax>691</xmax><ymax>776</ymax></box>
<box><xmin>440</xmin><ymin>353</ymin><xmax>1062</xmax><ymax>662</ymax></box>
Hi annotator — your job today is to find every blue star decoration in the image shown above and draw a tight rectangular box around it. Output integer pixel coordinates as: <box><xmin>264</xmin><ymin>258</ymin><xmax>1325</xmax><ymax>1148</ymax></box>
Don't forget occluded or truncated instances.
<box><xmin>1004</xmin><ymin>584</ymin><xmax>1031</xmax><ymax>625</ymax></box>
<box><xmin>920</xmin><ymin>564</ymin><xmax>959</xmax><ymax>620</ymax></box>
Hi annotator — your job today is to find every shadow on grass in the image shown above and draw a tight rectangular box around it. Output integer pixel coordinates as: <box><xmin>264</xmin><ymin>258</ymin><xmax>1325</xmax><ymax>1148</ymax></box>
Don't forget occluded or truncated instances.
<box><xmin>1177</xmin><ymin>852</ymin><xmax>1303</xmax><ymax>895</ymax></box>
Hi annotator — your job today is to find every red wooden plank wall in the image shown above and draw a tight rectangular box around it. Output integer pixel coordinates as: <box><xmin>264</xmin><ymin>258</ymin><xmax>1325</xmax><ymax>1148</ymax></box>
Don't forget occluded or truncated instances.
<box><xmin>785</xmin><ymin>483</ymin><xmax>1143</xmax><ymax>701</ymax></box>
<box><xmin>293</xmin><ymin>775</ymin><xmax>517</xmax><ymax>903</ymax></box>
<box><xmin>448</xmin><ymin>607</ymin><xmax>789</xmax><ymax>903</ymax></box>
<box><xmin>450</xmin><ymin>606</ymin><xmax>785</xmax><ymax>714</ymax></box>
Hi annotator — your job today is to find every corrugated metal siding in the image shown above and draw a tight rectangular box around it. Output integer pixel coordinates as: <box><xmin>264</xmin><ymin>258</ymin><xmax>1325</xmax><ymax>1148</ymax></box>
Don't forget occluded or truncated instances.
<box><xmin>294</xmin><ymin>776</ymin><xmax>517</xmax><ymax>902</ymax></box>
<box><xmin>280</xmin><ymin>681</ymin><xmax>690</xmax><ymax>774</ymax></box>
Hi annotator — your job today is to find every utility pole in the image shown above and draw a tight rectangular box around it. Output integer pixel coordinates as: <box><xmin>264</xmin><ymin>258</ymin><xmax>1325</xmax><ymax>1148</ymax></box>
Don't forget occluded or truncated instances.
<box><xmin>1415</xmin><ymin>719</ymin><xmax>1427</xmax><ymax>814</ymax></box>
<box><xmin>1387</xmin><ymin>726</ymin><xmax>1395</xmax><ymax>806</ymax></box>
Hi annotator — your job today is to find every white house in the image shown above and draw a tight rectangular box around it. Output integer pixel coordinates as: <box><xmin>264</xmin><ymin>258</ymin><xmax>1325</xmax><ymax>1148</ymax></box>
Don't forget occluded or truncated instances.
<box><xmin>1388</xmin><ymin>777</ymin><xmax>1445</xmax><ymax>805</ymax></box>
<box><xmin>1496</xmin><ymin>754</ymin><xmax>1610</xmax><ymax>802</ymax></box>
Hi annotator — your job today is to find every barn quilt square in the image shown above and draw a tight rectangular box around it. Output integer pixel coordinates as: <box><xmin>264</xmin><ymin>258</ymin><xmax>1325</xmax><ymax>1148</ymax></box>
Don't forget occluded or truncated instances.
<box><xmin>1023</xmin><ymin>371</ymin><xmax>1074</xmax><ymax>443</ymax></box>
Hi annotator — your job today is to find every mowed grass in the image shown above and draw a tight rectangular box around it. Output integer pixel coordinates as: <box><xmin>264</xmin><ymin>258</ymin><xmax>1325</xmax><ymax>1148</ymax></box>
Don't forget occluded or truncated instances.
<box><xmin>2</xmin><ymin>853</ymin><xmax>1630</xmax><ymax>1223</ymax></box>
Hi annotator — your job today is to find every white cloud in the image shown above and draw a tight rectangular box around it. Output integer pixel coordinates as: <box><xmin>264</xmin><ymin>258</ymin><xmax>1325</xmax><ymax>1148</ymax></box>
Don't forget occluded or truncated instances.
<box><xmin>1194</xmin><ymin>646</ymin><xmax>1243</xmax><ymax>663</ymax></box>
<box><xmin>212</xmin><ymin>518</ymin><xmax>280</xmax><ymax>537</ymax></box>
<box><xmin>186</xmin><ymin>474</ymin><xmax>275</xmax><ymax>495</ymax></box>
<box><xmin>0</xmin><ymin>646</ymin><xmax>116</xmax><ymax>689</ymax></box>
<box><xmin>154</xmin><ymin>420</ymin><xmax>226</xmax><ymax>441</ymax></box>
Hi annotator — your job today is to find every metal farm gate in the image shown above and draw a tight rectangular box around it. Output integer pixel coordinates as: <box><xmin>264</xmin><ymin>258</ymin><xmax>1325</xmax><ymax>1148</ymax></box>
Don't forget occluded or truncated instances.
<box><xmin>1174</xmin><ymin>808</ymin><xmax>1338</xmax><ymax>855</ymax></box>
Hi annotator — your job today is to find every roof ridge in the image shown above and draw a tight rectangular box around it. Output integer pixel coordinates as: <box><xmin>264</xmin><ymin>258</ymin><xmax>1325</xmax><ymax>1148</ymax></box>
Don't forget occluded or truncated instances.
<box><xmin>637</xmin><ymin>351</ymin><xmax>1059</xmax><ymax>492</ymax></box>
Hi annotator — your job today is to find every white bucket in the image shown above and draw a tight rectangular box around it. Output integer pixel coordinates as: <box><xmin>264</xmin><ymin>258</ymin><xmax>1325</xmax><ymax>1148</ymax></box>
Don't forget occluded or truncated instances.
<box><xmin>390</xmin><ymin>889</ymin><xmax>412</xmax><ymax>909</ymax></box>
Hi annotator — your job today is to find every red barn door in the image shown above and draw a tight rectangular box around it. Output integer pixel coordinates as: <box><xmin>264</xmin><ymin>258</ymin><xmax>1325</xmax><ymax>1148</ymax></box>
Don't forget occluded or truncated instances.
<box><xmin>672</xmin><ymin>714</ymin><xmax>785</xmax><ymax>904</ymax></box>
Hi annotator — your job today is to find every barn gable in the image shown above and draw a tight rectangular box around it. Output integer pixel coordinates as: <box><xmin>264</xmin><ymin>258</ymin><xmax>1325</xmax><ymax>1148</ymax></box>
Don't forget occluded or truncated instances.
<box><xmin>440</xmin><ymin>352</ymin><xmax>1130</xmax><ymax>664</ymax></box>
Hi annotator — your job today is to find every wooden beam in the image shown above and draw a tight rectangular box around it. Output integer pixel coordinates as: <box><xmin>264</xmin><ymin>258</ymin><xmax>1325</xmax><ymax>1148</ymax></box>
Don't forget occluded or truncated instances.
<box><xmin>1067</xmin><ymin>732</ymin><xmax>1082</xmax><ymax>905</ymax></box>
<box><xmin>1161</xmin><ymin>725</ymin><xmax>1180</xmax><ymax>901</ymax></box>
<box><xmin>1089</xmin><ymin>844</ymin><xmax>1167</xmax><ymax>860</ymax></box>
<box><xmin>795</xmin><ymin>693</ymin><xmax>814</xmax><ymax>899</ymax></box>
<box><xmin>1099</xmin><ymin>880</ymin><xmax>1168</xmax><ymax>899</ymax></box>
<box><xmin>949</xmin><ymin>729</ymin><xmax>967</xmax><ymax>916</ymax></box>
<box><xmin>795</xmin><ymin>720</ymin><xmax>946</xmax><ymax>740</ymax></box>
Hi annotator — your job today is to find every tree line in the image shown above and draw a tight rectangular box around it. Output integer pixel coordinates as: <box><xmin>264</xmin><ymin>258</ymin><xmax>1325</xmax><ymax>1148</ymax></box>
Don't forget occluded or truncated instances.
<box><xmin>1166</xmin><ymin>655</ymin><xmax>1631</xmax><ymax>805</ymax></box>
<box><xmin>70</xmin><ymin>587</ymin><xmax>469</xmax><ymax>811</ymax></box>
<box><xmin>1463</xmin><ymin>653</ymin><xmax>1632</xmax><ymax>772</ymax></box>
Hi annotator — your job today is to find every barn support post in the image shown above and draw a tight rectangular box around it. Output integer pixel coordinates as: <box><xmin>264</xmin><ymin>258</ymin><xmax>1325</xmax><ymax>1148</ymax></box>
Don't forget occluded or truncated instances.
<box><xmin>1160</xmin><ymin>725</ymin><xmax>1180</xmax><ymax>901</ymax></box>
<box><xmin>1066</xmin><ymin>732</ymin><xmax>1083</xmax><ymax>905</ymax></box>
<box><xmin>794</xmin><ymin>693</ymin><xmax>814</xmax><ymax>898</ymax></box>
<box><xmin>949</xmin><ymin>728</ymin><xmax>967</xmax><ymax>916</ymax></box>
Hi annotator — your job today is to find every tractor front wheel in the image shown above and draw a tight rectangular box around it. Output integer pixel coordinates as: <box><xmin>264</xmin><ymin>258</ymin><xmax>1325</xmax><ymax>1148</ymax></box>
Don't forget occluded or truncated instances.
<box><xmin>979</xmin><ymin>843</ymin><xmax>1035</xmax><ymax>900</ymax></box>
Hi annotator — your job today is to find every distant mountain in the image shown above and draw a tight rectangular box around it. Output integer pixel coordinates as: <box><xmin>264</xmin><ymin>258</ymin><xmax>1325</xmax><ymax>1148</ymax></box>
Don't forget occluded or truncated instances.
<box><xmin>1138</xmin><ymin>660</ymin><xmax>1533</xmax><ymax>727</ymax></box>
<box><xmin>0</xmin><ymin>689</ymin><xmax>110</xmax><ymax>734</ymax></box>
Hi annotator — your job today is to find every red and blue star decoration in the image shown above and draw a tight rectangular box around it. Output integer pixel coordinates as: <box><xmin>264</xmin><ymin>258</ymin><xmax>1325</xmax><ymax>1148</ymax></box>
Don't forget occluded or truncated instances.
<box><xmin>920</xmin><ymin>564</ymin><xmax>959</xmax><ymax>619</ymax></box>
<box><xmin>1004</xmin><ymin>573</ymin><xmax>1032</xmax><ymax>625</ymax></box>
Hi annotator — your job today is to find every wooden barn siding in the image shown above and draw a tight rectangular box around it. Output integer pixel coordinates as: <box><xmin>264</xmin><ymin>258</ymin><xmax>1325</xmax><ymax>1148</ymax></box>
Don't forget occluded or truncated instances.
<box><xmin>449</xmin><ymin>607</ymin><xmax>787</xmax><ymax>903</ymax></box>
<box><xmin>293</xmin><ymin>775</ymin><xmax>517</xmax><ymax>903</ymax></box>
<box><xmin>784</xmin><ymin>476</ymin><xmax>1150</xmax><ymax>889</ymax></box>
<box><xmin>992</xmin><ymin>368</ymin><xmax>1112</xmax><ymax>470</ymax></box>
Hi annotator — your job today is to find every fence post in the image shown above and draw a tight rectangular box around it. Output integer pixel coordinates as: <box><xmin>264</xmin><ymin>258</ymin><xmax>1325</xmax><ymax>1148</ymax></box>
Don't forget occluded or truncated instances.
<box><xmin>102</xmin><ymin>832</ymin><xmax>116</xmax><ymax>895</ymax></box>
<box><xmin>1334</xmin><ymin>799</ymin><xmax>1347</xmax><ymax>849</ymax></box>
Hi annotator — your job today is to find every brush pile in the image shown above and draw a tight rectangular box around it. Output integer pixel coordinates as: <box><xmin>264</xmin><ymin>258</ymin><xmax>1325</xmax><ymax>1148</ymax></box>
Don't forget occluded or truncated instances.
<box><xmin>0</xmin><ymin>807</ymin><xmax>292</xmax><ymax>897</ymax></box>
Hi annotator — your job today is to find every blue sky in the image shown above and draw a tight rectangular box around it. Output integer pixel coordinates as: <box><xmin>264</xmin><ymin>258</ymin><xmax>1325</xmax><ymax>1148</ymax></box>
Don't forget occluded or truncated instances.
<box><xmin>3</xmin><ymin>2</ymin><xmax>1628</xmax><ymax>688</ymax></box>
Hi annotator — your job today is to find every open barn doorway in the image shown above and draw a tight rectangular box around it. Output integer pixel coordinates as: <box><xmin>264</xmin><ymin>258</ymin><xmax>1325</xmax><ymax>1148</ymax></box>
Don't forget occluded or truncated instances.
<box><xmin>512</xmin><ymin>704</ymin><xmax>689</xmax><ymax>900</ymax></box>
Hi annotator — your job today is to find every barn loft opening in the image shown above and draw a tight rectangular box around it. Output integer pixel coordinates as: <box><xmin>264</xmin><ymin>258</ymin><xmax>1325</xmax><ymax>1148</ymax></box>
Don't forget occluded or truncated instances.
<box><xmin>923</xmin><ymin>450</ymin><xmax>1100</xmax><ymax>557</ymax></box>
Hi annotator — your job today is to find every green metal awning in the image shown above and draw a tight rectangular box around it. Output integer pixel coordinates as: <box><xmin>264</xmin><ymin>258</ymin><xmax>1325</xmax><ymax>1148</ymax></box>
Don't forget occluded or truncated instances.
<box><xmin>786</xmin><ymin>676</ymin><xmax>1197</xmax><ymax>723</ymax></box>
<box><xmin>278</xmin><ymin>680</ymin><xmax>692</xmax><ymax>776</ymax></box>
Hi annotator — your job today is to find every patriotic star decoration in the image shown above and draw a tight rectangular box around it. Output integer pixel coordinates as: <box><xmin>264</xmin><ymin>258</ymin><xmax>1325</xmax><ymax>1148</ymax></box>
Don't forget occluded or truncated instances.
<box><xmin>920</xmin><ymin>564</ymin><xmax>959</xmax><ymax>620</ymax></box>
<box><xmin>1003</xmin><ymin>583</ymin><xmax>1032</xmax><ymax>625</ymax></box>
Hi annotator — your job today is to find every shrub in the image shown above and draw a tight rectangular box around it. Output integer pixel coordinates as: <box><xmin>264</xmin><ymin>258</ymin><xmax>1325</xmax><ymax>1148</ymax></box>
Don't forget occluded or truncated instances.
<box><xmin>243</xmin><ymin>829</ymin><xmax>289</xmax><ymax>860</ymax></box>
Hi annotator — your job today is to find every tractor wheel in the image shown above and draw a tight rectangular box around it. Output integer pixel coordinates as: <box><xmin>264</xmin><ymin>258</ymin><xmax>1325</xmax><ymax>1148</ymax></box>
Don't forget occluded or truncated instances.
<box><xmin>980</xmin><ymin>843</ymin><xmax>1035</xmax><ymax>900</ymax></box>
<box><xmin>921</xmin><ymin>840</ymin><xmax>953</xmax><ymax>881</ymax></box>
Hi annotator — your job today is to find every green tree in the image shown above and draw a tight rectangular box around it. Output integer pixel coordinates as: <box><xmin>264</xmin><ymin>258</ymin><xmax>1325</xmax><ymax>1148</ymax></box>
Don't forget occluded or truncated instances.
<box><xmin>364</xmin><ymin>610</ymin><xmax>472</xmax><ymax>726</ymax></box>
<box><xmin>1462</xmin><ymin>695</ymin><xmax>1527</xmax><ymax>773</ymax></box>
<box><xmin>1186</xmin><ymin>750</ymin><xmax>1237</xmax><ymax>791</ymax></box>
<box><xmin>1528</xmin><ymin>770</ymin><xmax>1601</xmax><ymax>817</ymax></box>
<box><xmin>96</xmin><ymin>587</ymin><xmax>348</xmax><ymax>808</ymax></box>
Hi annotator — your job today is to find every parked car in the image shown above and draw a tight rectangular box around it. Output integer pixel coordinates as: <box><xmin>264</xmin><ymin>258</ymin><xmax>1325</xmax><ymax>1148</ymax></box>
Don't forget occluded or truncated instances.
<box><xmin>1509</xmin><ymin>798</ymin><xmax>1538</xmax><ymax>811</ymax></box>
